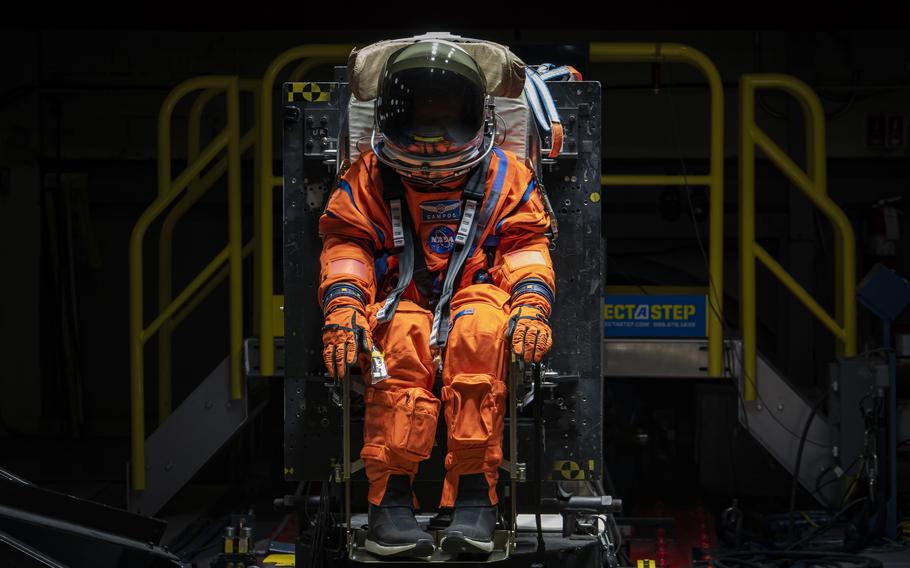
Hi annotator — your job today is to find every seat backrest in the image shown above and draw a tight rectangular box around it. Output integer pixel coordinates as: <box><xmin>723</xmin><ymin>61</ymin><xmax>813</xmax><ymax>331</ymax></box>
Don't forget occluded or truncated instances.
<box><xmin>281</xmin><ymin>54</ymin><xmax>605</xmax><ymax>500</ymax></box>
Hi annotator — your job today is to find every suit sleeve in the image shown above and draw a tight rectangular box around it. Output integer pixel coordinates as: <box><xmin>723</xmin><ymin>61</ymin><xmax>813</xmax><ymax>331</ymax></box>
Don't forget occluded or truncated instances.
<box><xmin>317</xmin><ymin>162</ymin><xmax>383</xmax><ymax>312</ymax></box>
<box><xmin>489</xmin><ymin>163</ymin><xmax>556</xmax><ymax>316</ymax></box>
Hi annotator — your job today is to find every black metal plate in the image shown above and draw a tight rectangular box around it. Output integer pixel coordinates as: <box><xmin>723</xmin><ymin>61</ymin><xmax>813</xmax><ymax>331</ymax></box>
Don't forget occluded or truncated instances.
<box><xmin>281</xmin><ymin>81</ymin><xmax>603</xmax><ymax>509</ymax></box>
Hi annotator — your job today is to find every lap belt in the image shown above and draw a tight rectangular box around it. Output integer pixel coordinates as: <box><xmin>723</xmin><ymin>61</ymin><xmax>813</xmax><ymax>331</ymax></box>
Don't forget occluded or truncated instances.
<box><xmin>374</xmin><ymin>147</ymin><xmax>493</xmax><ymax>349</ymax></box>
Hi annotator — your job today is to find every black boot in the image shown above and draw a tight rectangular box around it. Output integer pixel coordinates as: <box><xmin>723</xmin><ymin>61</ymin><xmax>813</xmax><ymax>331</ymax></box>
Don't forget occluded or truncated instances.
<box><xmin>364</xmin><ymin>475</ymin><xmax>435</xmax><ymax>558</ymax></box>
<box><xmin>441</xmin><ymin>473</ymin><xmax>497</xmax><ymax>555</ymax></box>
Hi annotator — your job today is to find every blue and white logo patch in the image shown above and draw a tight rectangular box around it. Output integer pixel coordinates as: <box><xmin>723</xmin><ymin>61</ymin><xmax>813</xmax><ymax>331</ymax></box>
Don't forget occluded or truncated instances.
<box><xmin>427</xmin><ymin>226</ymin><xmax>456</xmax><ymax>254</ymax></box>
<box><xmin>420</xmin><ymin>200</ymin><xmax>461</xmax><ymax>221</ymax></box>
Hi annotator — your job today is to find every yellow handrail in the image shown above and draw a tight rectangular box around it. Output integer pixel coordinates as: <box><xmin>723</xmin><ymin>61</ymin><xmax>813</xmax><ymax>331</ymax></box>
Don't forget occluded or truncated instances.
<box><xmin>591</xmin><ymin>43</ymin><xmax>725</xmax><ymax>378</ymax></box>
<box><xmin>739</xmin><ymin>73</ymin><xmax>856</xmax><ymax>401</ymax></box>
<box><xmin>172</xmin><ymin>241</ymin><xmax>256</xmax><ymax>329</ymax></box>
<box><xmin>156</xmin><ymin>79</ymin><xmax>260</xmax><ymax>422</ymax></box>
<box><xmin>146</xmin><ymin>246</ymin><xmax>233</xmax><ymax>340</ymax></box>
<box><xmin>258</xmin><ymin>44</ymin><xmax>354</xmax><ymax>376</ymax></box>
<box><xmin>130</xmin><ymin>76</ymin><xmax>243</xmax><ymax>491</ymax></box>
<box><xmin>601</xmin><ymin>174</ymin><xmax>712</xmax><ymax>187</ymax></box>
<box><xmin>149</xmin><ymin>50</ymin><xmax>345</xmax><ymax>436</ymax></box>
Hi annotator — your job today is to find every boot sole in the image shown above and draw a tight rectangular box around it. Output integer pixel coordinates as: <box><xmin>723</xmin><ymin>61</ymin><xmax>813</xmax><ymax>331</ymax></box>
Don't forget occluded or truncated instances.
<box><xmin>364</xmin><ymin>537</ymin><xmax>435</xmax><ymax>558</ymax></box>
<box><xmin>440</xmin><ymin>532</ymin><xmax>495</xmax><ymax>555</ymax></box>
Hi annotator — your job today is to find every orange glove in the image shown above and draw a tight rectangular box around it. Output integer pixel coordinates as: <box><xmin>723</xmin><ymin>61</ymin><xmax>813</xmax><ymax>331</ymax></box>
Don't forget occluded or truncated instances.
<box><xmin>321</xmin><ymin>283</ymin><xmax>372</xmax><ymax>379</ymax></box>
<box><xmin>507</xmin><ymin>304</ymin><xmax>552</xmax><ymax>363</ymax></box>
<box><xmin>506</xmin><ymin>278</ymin><xmax>554</xmax><ymax>363</ymax></box>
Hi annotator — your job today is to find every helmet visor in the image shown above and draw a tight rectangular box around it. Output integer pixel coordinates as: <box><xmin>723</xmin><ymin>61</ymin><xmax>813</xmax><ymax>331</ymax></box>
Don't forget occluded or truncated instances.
<box><xmin>378</xmin><ymin>66</ymin><xmax>485</xmax><ymax>154</ymax></box>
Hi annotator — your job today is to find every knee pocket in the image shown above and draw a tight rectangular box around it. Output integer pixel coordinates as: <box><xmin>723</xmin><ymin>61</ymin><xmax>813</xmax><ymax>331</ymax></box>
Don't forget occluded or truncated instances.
<box><xmin>442</xmin><ymin>375</ymin><xmax>507</xmax><ymax>446</ymax></box>
<box><xmin>446</xmin><ymin>307</ymin><xmax>509</xmax><ymax>377</ymax></box>
<box><xmin>449</xmin><ymin>304</ymin><xmax>507</xmax><ymax>338</ymax></box>
<box><xmin>365</xmin><ymin>387</ymin><xmax>440</xmax><ymax>462</ymax></box>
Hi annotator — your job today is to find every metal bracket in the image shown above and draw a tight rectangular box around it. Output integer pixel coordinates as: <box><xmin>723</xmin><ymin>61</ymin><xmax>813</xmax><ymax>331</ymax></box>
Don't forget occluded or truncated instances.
<box><xmin>326</xmin><ymin>375</ymin><xmax>364</xmax><ymax>407</ymax></box>
<box><xmin>518</xmin><ymin>366</ymin><xmax>572</xmax><ymax>410</ymax></box>
<box><xmin>500</xmin><ymin>459</ymin><xmax>527</xmax><ymax>481</ymax></box>
<box><xmin>342</xmin><ymin>371</ymin><xmax>354</xmax><ymax>557</ymax></box>
<box><xmin>508</xmin><ymin>357</ymin><xmax>521</xmax><ymax>552</ymax></box>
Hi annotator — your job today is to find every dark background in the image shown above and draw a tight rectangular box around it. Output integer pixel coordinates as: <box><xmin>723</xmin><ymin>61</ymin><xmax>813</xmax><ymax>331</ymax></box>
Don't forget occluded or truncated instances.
<box><xmin>2</xmin><ymin>23</ymin><xmax>909</xmax><ymax>515</ymax></box>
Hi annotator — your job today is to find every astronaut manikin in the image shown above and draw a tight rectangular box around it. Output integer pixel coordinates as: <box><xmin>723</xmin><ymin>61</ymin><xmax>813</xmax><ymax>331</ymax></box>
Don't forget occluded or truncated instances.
<box><xmin>318</xmin><ymin>39</ymin><xmax>555</xmax><ymax>558</ymax></box>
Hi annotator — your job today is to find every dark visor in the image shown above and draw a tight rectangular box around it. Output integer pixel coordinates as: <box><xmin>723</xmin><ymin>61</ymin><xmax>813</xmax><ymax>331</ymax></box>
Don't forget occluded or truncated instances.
<box><xmin>378</xmin><ymin>67</ymin><xmax>485</xmax><ymax>150</ymax></box>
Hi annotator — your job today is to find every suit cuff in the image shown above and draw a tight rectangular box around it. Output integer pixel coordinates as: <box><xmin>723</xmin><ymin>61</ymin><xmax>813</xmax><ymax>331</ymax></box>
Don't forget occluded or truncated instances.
<box><xmin>510</xmin><ymin>278</ymin><xmax>555</xmax><ymax>307</ymax></box>
<box><xmin>322</xmin><ymin>282</ymin><xmax>367</xmax><ymax>312</ymax></box>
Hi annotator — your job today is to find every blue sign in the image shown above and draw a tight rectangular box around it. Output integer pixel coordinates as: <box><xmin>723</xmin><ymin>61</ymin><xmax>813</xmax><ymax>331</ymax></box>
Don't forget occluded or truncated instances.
<box><xmin>604</xmin><ymin>294</ymin><xmax>707</xmax><ymax>338</ymax></box>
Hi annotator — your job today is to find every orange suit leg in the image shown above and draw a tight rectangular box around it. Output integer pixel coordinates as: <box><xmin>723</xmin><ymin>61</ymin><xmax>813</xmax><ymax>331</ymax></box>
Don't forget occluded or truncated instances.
<box><xmin>360</xmin><ymin>300</ymin><xmax>440</xmax><ymax>506</ymax></box>
<box><xmin>439</xmin><ymin>284</ymin><xmax>510</xmax><ymax>508</ymax></box>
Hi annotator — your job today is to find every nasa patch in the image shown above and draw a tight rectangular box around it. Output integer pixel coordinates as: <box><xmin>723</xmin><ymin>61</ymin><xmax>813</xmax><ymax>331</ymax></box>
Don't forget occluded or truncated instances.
<box><xmin>419</xmin><ymin>200</ymin><xmax>461</xmax><ymax>221</ymax></box>
<box><xmin>428</xmin><ymin>226</ymin><xmax>456</xmax><ymax>254</ymax></box>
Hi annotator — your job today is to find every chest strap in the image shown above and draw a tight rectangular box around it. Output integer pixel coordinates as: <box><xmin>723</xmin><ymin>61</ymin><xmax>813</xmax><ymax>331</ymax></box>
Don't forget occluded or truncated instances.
<box><xmin>375</xmin><ymin>148</ymin><xmax>493</xmax><ymax>349</ymax></box>
<box><xmin>429</xmin><ymin>150</ymin><xmax>493</xmax><ymax>348</ymax></box>
<box><xmin>374</xmin><ymin>165</ymin><xmax>414</xmax><ymax>323</ymax></box>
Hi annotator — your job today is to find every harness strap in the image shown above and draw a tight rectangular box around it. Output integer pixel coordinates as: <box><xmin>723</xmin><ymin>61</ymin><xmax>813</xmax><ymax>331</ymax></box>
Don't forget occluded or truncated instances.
<box><xmin>524</xmin><ymin>66</ymin><xmax>564</xmax><ymax>158</ymax></box>
<box><xmin>374</xmin><ymin>145</ymin><xmax>495</xmax><ymax>347</ymax></box>
<box><xmin>537</xmin><ymin>64</ymin><xmax>583</xmax><ymax>81</ymax></box>
<box><xmin>375</xmin><ymin>166</ymin><xmax>414</xmax><ymax>323</ymax></box>
<box><xmin>429</xmin><ymin>150</ymin><xmax>493</xmax><ymax>347</ymax></box>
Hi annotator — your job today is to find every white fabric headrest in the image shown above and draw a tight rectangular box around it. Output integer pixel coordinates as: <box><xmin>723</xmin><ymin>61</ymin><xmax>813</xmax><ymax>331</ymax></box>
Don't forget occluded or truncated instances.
<box><xmin>347</xmin><ymin>32</ymin><xmax>526</xmax><ymax>101</ymax></box>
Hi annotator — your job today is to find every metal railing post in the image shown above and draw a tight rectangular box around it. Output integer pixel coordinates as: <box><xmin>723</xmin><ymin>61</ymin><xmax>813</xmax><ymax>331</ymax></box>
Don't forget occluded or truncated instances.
<box><xmin>226</xmin><ymin>79</ymin><xmax>244</xmax><ymax>400</ymax></box>
<box><xmin>158</xmin><ymin>87</ymin><xmax>222</xmax><ymax>422</ymax></box>
<box><xmin>157</xmin><ymin>88</ymin><xmax>223</xmax><ymax>420</ymax></box>
<box><xmin>251</xmin><ymin>87</ymin><xmax>263</xmax><ymax>336</ymax></box>
<box><xmin>739</xmin><ymin>80</ymin><xmax>758</xmax><ymax>400</ymax></box>
<box><xmin>590</xmin><ymin>43</ymin><xmax>725</xmax><ymax>378</ymax></box>
<box><xmin>131</xmin><ymin>76</ymin><xmax>242</xmax><ymax>492</ymax></box>
<box><xmin>156</xmin><ymin>81</ymin><xmax>260</xmax><ymax>420</ymax></box>
<box><xmin>738</xmin><ymin>73</ymin><xmax>857</xmax><ymax>401</ymax></box>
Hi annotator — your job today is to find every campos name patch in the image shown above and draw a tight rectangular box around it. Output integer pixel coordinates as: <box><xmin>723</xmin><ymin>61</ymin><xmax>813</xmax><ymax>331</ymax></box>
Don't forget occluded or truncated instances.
<box><xmin>420</xmin><ymin>200</ymin><xmax>461</xmax><ymax>221</ymax></box>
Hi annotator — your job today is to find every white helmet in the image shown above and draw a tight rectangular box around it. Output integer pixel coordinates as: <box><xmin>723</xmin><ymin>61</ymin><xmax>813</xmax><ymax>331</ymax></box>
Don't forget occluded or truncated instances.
<box><xmin>372</xmin><ymin>39</ymin><xmax>495</xmax><ymax>185</ymax></box>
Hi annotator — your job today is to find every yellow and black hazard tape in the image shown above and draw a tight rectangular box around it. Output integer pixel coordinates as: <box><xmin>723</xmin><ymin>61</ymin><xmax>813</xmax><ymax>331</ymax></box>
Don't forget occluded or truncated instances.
<box><xmin>287</xmin><ymin>82</ymin><xmax>332</xmax><ymax>103</ymax></box>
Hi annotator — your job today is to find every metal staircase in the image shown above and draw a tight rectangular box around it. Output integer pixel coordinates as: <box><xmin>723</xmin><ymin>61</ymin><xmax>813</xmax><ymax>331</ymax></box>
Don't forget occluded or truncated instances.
<box><xmin>127</xmin><ymin>76</ymin><xmax>253</xmax><ymax>514</ymax></box>
<box><xmin>739</xmin><ymin>348</ymin><xmax>839</xmax><ymax>505</ymax></box>
<box><xmin>736</xmin><ymin>73</ymin><xmax>858</xmax><ymax>506</ymax></box>
<box><xmin>127</xmin><ymin>47</ymin><xmax>352</xmax><ymax>516</ymax></box>
<box><xmin>598</xmin><ymin>55</ymin><xmax>860</xmax><ymax>507</ymax></box>
<box><xmin>129</xmin><ymin>358</ymin><xmax>248</xmax><ymax>516</ymax></box>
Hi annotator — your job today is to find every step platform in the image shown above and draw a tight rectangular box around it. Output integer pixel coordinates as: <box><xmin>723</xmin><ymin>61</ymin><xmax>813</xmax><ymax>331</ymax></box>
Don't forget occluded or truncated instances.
<box><xmin>346</xmin><ymin>531</ymin><xmax>605</xmax><ymax>566</ymax></box>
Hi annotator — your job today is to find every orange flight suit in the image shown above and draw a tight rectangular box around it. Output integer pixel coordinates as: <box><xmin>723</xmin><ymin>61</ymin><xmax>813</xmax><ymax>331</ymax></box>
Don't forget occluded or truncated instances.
<box><xmin>318</xmin><ymin>147</ymin><xmax>555</xmax><ymax>508</ymax></box>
